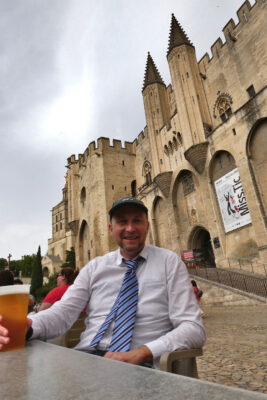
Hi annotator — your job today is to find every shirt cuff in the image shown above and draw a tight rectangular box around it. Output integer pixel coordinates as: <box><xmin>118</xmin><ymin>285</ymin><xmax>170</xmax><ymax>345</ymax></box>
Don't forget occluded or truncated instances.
<box><xmin>144</xmin><ymin>338</ymin><xmax>168</xmax><ymax>359</ymax></box>
<box><xmin>30</xmin><ymin>320</ymin><xmax>43</xmax><ymax>339</ymax></box>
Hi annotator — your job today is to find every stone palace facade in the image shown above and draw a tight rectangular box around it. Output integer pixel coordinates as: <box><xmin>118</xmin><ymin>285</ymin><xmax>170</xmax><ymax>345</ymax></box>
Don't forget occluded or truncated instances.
<box><xmin>42</xmin><ymin>0</ymin><xmax>267</xmax><ymax>277</ymax></box>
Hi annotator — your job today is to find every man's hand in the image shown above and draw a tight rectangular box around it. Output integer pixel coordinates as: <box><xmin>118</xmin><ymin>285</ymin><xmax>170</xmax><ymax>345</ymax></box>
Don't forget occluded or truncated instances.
<box><xmin>104</xmin><ymin>345</ymin><xmax>153</xmax><ymax>365</ymax></box>
<box><xmin>0</xmin><ymin>316</ymin><xmax>32</xmax><ymax>350</ymax></box>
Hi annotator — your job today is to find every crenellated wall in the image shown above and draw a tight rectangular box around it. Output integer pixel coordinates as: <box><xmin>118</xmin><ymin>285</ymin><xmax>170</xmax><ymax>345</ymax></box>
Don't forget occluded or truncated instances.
<box><xmin>199</xmin><ymin>0</ymin><xmax>266</xmax><ymax>130</ymax></box>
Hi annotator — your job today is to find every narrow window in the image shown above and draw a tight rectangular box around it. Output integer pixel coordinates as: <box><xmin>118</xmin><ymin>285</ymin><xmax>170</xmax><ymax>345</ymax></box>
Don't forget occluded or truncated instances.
<box><xmin>232</xmin><ymin>128</ymin><xmax>236</xmax><ymax>136</ymax></box>
<box><xmin>220</xmin><ymin>113</ymin><xmax>227</xmax><ymax>123</ymax></box>
<box><xmin>131</xmin><ymin>180</ymin><xmax>137</xmax><ymax>197</ymax></box>
<box><xmin>226</xmin><ymin>108</ymin><xmax>232</xmax><ymax>117</ymax></box>
<box><xmin>247</xmin><ymin>85</ymin><xmax>256</xmax><ymax>98</ymax></box>
<box><xmin>112</xmin><ymin>185</ymin><xmax>114</xmax><ymax>190</ymax></box>
<box><xmin>122</xmin><ymin>160</ymin><xmax>125</xmax><ymax>166</ymax></box>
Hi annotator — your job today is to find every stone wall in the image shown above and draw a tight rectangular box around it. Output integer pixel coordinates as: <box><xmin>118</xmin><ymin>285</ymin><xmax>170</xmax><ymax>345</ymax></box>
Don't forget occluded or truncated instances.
<box><xmin>191</xmin><ymin>276</ymin><xmax>266</xmax><ymax>306</ymax></box>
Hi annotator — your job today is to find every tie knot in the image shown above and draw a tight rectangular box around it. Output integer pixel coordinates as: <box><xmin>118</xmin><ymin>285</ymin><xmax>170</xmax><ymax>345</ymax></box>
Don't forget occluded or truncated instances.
<box><xmin>122</xmin><ymin>256</ymin><xmax>143</xmax><ymax>270</ymax></box>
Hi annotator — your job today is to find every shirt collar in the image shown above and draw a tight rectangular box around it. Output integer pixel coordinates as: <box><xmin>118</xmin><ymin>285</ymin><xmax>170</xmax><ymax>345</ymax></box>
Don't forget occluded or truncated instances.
<box><xmin>115</xmin><ymin>245</ymin><xmax>148</xmax><ymax>266</ymax></box>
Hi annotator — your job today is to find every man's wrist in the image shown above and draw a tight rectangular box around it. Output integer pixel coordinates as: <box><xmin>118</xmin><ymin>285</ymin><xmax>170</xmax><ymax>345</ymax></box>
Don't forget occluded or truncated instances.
<box><xmin>137</xmin><ymin>345</ymin><xmax>153</xmax><ymax>363</ymax></box>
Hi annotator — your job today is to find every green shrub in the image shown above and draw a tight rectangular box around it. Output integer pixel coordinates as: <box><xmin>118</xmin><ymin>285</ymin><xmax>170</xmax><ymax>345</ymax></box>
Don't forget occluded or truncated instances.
<box><xmin>35</xmin><ymin>273</ymin><xmax>57</xmax><ymax>302</ymax></box>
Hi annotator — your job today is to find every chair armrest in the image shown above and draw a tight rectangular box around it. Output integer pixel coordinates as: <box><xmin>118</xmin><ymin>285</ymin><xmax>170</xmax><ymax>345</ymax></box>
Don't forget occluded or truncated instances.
<box><xmin>160</xmin><ymin>348</ymin><xmax>203</xmax><ymax>377</ymax></box>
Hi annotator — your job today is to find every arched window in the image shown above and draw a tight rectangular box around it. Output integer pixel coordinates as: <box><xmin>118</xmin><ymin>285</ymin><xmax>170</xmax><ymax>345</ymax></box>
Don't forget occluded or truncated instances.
<box><xmin>168</xmin><ymin>141</ymin><xmax>173</xmax><ymax>155</ymax></box>
<box><xmin>214</xmin><ymin>93</ymin><xmax>233</xmax><ymax>122</ymax></box>
<box><xmin>80</xmin><ymin>187</ymin><xmax>86</xmax><ymax>206</ymax></box>
<box><xmin>177</xmin><ymin>132</ymin><xmax>183</xmax><ymax>144</ymax></box>
<box><xmin>143</xmin><ymin>161</ymin><xmax>152</xmax><ymax>185</ymax></box>
<box><xmin>173</xmin><ymin>137</ymin><xmax>178</xmax><ymax>150</ymax></box>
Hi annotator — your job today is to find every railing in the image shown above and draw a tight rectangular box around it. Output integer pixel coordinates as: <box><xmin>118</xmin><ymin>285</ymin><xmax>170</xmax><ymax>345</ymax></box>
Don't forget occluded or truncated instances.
<box><xmin>189</xmin><ymin>267</ymin><xmax>267</xmax><ymax>298</ymax></box>
<box><xmin>225</xmin><ymin>258</ymin><xmax>267</xmax><ymax>276</ymax></box>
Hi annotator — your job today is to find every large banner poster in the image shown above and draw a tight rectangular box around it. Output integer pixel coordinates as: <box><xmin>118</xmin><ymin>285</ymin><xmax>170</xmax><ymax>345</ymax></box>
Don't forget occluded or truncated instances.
<box><xmin>214</xmin><ymin>168</ymin><xmax>252</xmax><ymax>233</ymax></box>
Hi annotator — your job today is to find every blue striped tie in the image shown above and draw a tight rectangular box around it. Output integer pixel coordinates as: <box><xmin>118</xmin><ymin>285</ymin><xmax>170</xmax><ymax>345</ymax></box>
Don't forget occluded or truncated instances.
<box><xmin>89</xmin><ymin>256</ymin><xmax>142</xmax><ymax>352</ymax></box>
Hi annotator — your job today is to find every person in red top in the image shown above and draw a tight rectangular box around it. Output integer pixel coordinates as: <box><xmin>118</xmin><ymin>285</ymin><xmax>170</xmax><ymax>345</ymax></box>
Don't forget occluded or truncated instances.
<box><xmin>191</xmin><ymin>280</ymin><xmax>201</xmax><ymax>301</ymax></box>
<box><xmin>38</xmin><ymin>267</ymin><xmax>76</xmax><ymax>312</ymax></box>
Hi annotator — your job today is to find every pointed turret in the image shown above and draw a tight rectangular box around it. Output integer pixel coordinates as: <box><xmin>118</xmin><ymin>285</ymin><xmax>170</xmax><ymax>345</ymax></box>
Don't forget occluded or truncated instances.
<box><xmin>167</xmin><ymin>14</ymin><xmax>193</xmax><ymax>56</ymax></box>
<box><xmin>142</xmin><ymin>52</ymin><xmax>165</xmax><ymax>92</ymax></box>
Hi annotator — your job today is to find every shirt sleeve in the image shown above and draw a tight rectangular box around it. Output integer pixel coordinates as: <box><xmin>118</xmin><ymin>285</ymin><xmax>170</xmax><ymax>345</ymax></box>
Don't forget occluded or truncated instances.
<box><xmin>30</xmin><ymin>265</ymin><xmax>91</xmax><ymax>340</ymax></box>
<box><xmin>144</xmin><ymin>254</ymin><xmax>206</xmax><ymax>363</ymax></box>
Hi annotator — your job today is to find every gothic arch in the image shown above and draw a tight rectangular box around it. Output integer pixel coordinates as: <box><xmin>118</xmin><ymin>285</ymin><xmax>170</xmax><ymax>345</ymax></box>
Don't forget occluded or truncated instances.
<box><xmin>172</xmin><ymin>169</ymin><xmax>199</xmax><ymax>248</ymax></box>
<box><xmin>209</xmin><ymin>150</ymin><xmax>236</xmax><ymax>182</ymax></box>
<box><xmin>79</xmin><ymin>220</ymin><xmax>90</xmax><ymax>267</ymax></box>
<box><xmin>42</xmin><ymin>267</ymin><xmax>50</xmax><ymax>278</ymax></box>
<box><xmin>152</xmin><ymin>196</ymin><xmax>169</xmax><ymax>248</ymax></box>
<box><xmin>246</xmin><ymin>118</ymin><xmax>267</xmax><ymax>227</ymax></box>
<box><xmin>188</xmin><ymin>226</ymin><xmax>215</xmax><ymax>267</ymax></box>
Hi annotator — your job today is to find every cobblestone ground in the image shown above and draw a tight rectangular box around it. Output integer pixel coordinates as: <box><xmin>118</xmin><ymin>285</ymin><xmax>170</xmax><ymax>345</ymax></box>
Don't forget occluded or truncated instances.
<box><xmin>198</xmin><ymin>304</ymin><xmax>267</xmax><ymax>394</ymax></box>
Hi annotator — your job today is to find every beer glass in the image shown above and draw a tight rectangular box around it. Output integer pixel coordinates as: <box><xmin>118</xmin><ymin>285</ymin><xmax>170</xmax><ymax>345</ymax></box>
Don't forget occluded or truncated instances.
<box><xmin>0</xmin><ymin>284</ymin><xmax>30</xmax><ymax>351</ymax></box>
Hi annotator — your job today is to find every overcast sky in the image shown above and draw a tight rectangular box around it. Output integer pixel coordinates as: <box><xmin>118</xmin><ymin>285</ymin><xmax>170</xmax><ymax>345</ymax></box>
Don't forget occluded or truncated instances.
<box><xmin>0</xmin><ymin>0</ymin><xmax>248</xmax><ymax>260</ymax></box>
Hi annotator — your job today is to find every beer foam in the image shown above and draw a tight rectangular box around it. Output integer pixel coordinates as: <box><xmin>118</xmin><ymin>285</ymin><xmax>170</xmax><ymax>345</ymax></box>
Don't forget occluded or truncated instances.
<box><xmin>0</xmin><ymin>284</ymin><xmax>30</xmax><ymax>296</ymax></box>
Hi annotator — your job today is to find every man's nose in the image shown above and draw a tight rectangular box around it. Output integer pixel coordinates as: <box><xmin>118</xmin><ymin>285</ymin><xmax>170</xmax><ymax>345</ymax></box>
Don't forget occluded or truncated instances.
<box><xmin>125</xmin><ymin>222</ymin><xmax>135</xmax><ymax>231</ymax></box>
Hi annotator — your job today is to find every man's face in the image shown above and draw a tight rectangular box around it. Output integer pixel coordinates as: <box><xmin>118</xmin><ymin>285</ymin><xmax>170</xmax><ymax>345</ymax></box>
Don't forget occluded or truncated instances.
<box><xmin>108</xmin><ymin>205</ymin><xmax>149</xmax><ymax>259</ymax></box>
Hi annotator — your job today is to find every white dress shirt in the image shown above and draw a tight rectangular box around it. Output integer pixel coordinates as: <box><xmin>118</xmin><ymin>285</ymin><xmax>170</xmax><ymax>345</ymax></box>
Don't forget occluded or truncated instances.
<box><xmin>30</xmin><ymin>245</ymin><xmax>206</xmax><ymax>368</ymax></box>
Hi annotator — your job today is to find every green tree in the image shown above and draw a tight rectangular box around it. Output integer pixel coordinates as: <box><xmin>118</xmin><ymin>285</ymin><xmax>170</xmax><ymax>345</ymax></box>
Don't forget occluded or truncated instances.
<box><xmin>20</xmin><ymin>254</ymin><xmax>36</xmax><ymax>277</ymax></box>
<box><xmin>61</xmin><ymin>247</ymin><xmax>76</xmax><ymax>269</ymax></box>
<box><xmin>9</xmin><ymin>260</ymin><xmax>20</xmax><ymax>276</ymax></box>
<box><xmin>30</xmin><ymin>246</ymin><xmax>43</xmax><ymax>297</ymax></box>
<box><xmin>0</xmin><ymin>258</ymin><xmax>8</xmax><ymax>270</ymax></box>
<box><xmin>35</xmin><ymin>273</ymin><xmax>57</xmax><ymax>302</ymax></box>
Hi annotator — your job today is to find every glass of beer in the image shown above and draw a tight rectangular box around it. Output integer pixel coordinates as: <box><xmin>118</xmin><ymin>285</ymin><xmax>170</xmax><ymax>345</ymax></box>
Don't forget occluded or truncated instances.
<box><xmin>0</xmin><ymin>284</ymin><xmax>30</xmax><ymax>351</ymax></box>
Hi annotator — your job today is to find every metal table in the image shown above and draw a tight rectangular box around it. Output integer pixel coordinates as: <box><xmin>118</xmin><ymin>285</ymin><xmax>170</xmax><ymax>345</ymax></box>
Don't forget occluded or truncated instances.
<box><xmin>0</xmin><ymin>341</ymin><xmax>266</xmax><ymax>400</ymax></box>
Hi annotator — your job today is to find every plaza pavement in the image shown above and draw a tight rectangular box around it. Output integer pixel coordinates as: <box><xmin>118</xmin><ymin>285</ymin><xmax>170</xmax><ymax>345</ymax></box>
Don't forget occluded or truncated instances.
<box><xmin>197</xmin><ymin>303</ymin><xmax>267</xmax><ymax>394</ymax></box>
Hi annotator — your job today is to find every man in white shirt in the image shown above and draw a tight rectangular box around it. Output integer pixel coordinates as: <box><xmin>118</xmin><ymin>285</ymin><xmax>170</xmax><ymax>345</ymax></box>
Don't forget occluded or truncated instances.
<box><xmin>0</xmin><ymin>197</ymin><xmax>206</xmax><ymax>368</ymax></box>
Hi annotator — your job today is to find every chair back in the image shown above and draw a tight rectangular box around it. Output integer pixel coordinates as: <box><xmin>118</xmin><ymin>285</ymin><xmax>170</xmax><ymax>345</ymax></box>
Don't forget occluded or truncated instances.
<box><xmin>160</xmin><ymin>348</ymin><xmax>203</xmax><ymax>378</ymax></box>
<box><xmin>62</xmin><ymin>312</ymin><xmax>87</xmax><ymax>348</ymax></box>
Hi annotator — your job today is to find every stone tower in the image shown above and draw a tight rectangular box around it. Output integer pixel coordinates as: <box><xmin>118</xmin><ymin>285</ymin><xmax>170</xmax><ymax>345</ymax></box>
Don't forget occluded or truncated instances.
<box><xmin>142</xmin><ymin>53</ymin><xmax>171</xmax><ymax>177</ymax></box>
<box><xmin>167</xmin><ymin>15</ymin><xmax>212</xmax><ymax>173</ymax></box>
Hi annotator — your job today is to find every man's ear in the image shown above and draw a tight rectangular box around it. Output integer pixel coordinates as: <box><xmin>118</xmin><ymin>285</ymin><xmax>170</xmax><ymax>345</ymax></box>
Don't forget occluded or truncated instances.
<box><xmin>108</xmin><ymin>223</ymin><xmax>113</xmax><ymax>235</ymax></box>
